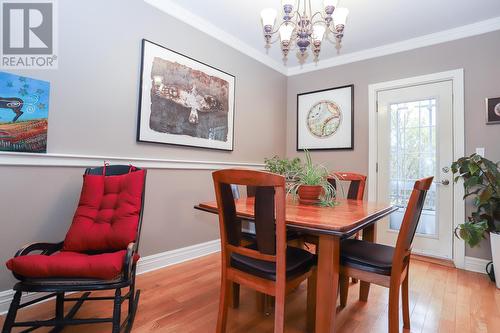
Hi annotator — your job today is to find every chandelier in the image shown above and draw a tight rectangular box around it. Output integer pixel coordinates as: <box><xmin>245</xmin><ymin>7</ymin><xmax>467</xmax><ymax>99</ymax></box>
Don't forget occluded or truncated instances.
<box><xmin>260</xmin><ymin>0</ymin><xmax>349</xmax><ymax>61</ymax></box>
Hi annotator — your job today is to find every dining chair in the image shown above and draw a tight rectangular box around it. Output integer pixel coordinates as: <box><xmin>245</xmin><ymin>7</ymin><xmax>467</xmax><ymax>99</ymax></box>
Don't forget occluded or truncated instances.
<box><xmin>328</xmin><ymin>172</ymin><xmax>367</xmax><ymax>283</ymax></box>
<box><xmin>328</xmin><ymin>172</ymin><xmax>367</xmax><ymax>201</ymax></box>
<box><xmin>213</xmin><ymin>169</ymin><xmax>317</xmax><ymax>333</ymax></box>
<box><xmin>338</xmin><ymin>176</ymin><xmax>433</xmax><ymax>333</ymax></box>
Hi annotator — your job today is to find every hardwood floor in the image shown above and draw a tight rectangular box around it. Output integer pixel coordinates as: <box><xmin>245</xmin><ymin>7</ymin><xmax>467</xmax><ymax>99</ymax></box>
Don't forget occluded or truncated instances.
<box><xmin>1</xmin><ymin>253</ymin><xmax>499</xmax><ymax>332</ymax></box>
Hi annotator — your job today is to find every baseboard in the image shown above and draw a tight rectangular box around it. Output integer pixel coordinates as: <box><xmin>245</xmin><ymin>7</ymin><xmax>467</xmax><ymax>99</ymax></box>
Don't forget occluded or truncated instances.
<box><xmin>463</xmin><ymin>256</ymin><xmax>490</xmax><ymax>274</ymax></box>
<box><xmin>0</xmin><ymin>239</ymin><xmax>221</xmax><ymax>315</ymax></box>
<box><xmin>136</xmin><ymin>239</ymin><xmax>220</xmax><ymax>275</ymax></box>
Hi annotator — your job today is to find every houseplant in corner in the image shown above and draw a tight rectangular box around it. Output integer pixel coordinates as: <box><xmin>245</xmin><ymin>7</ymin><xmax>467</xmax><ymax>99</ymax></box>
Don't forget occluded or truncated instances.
<box><xmin>451</xmin><ymin>153</ymin><xmax>500</xmax><ymax>288</ymax></box>
<box><xmin>289</xmin><ymin>150</ymin><xmax>337</xmax><ymax>206</ymax></box>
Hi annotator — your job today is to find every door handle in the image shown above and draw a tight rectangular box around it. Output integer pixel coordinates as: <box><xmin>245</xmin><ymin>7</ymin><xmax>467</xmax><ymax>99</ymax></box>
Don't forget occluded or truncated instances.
<box><xmin>434</xmin><ymin>179</ymin><xmax>450</xmax><ymax>185</ymax></box>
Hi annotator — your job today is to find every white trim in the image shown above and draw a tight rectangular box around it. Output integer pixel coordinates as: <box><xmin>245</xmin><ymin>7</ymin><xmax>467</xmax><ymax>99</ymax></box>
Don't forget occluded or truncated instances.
<box><xmin>464</xmin><ymin>256</ymin><xmax>489</xmax><ymax>274</ymax></box>
<box><xmin>143</xmin><ymin>0</ymin><xmax>287</xmax><ymax>75</ymax></box>
<box><xmin>367</xmin><ymin>69</ymin><xmax>466</xmax><ymax>269</ymax></box>
<box><xmin>287</xmin><ymin>17</ymin><xmax>500</xmax><ymax>75</ymax></box>
<box><xmin>136</xmin><ymin>239</ymin><xmax>220</xmax><ymax>275</ymax></box>
<box><xmin>0</xmin><ymin>152</ymin><xmax>264</xmax><ymax>170</ymax></box>
<box><xmin>0</xmin><ymin>239</ymin><xmax>221</xmax><ymax>314</ymax></box>
<box><xmin>141</xmin><ymin>1</ymin><xmax>500</xmax><ymax>76</ymax></box>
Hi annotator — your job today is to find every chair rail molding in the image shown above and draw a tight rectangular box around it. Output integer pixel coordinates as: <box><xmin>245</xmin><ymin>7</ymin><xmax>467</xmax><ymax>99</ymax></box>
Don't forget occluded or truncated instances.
<box><xmin>367</xmin><ymin>69</ymin><xmax>465</xmax><ymax>269</ymax></box>
<box><xmin>0</xmin><ymin>152</ymin><xmax>265</xmax><ymax>170</ymax></box>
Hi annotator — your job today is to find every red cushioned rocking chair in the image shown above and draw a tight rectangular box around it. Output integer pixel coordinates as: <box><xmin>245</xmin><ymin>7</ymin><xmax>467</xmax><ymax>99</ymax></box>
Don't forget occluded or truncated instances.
<box><xmin>2</xmin><ymin>165</ymin><xmax>146</xmax><ymax>333</ymax></box>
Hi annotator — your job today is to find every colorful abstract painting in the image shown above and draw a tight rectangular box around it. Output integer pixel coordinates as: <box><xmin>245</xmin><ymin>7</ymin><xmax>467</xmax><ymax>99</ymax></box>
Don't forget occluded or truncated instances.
<box><xmin>138</xmin><ymin>40</ymin><xmax>235</xmax><ymax>151</ymax></box>
<box><xmin>0</xmin><ymin>72</ymin><xmax>50</xmax><ymax>153</ymax></box>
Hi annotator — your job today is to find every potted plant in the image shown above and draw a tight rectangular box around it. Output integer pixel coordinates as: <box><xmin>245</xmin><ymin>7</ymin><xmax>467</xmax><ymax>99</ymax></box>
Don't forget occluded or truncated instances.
<box><xmin>451</xmin><ymin>153</ymin><xmax>500</xmax><ymax>288</ymax></box>
<box><xmin>264</xmin><ymin>155</ymin><xmax>302</xmax><ymax>182</ymax></box>
<box><xmin>289</xmin><ymin>151</ymin><xmax>337</xmax><ymax>206</ymax></box>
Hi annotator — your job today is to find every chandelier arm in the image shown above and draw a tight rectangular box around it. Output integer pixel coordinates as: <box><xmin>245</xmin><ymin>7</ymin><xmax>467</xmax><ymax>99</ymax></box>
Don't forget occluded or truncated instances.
<box><xmin>325</xmin><ymin>23</ymin><xmax>341</xmax><ymax>36</ymax></box>
<box><xmin>310</xmin><ymin>11</ymin><xmax>326</xmax><ymax>24</ymax></box>
<box><xmin>269</xmin><ymin>20</ymin><xmax>297</xmax><ymax>36</ymax></box>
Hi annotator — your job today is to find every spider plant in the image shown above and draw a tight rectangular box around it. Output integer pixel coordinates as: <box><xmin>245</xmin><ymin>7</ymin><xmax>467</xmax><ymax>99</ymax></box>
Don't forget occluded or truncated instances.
<box><xmin>288</xmin><ymin>150</ymin><xmax>338</xmax><ymax>206</ymax></box>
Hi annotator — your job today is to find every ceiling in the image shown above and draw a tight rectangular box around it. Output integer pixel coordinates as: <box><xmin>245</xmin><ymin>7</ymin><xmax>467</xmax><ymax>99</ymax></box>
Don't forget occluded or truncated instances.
<box><xmin>146</xmin><ymin>0</ymin><xmax>500</xmax><ymax>74</ymax></box>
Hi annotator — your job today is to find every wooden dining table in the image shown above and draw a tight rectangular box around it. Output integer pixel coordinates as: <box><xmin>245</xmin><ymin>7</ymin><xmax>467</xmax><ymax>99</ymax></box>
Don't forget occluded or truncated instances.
<box><xmin>194</xmin><ymin>197</ymin><xmax>397</xmax><ymax>333</ymax></box>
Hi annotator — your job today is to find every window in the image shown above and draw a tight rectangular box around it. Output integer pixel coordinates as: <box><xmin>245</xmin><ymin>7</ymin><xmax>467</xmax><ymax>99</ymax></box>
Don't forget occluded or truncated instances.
<box><xmin>388</xmin><ymin>99</ymin><xmax>437</xmax><ymax>235</ymax></box>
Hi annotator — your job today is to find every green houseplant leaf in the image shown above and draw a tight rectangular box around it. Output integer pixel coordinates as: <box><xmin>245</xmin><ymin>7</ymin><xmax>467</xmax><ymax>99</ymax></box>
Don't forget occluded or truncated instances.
<box><xmin>451</xmin><ymin>153</ymin><xmax>500</xmax><ymax>248</ymax></box>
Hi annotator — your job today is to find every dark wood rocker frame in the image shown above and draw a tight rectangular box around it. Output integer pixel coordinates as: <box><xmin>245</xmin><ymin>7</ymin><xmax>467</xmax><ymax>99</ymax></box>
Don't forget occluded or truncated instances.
<box><xmin>1</xmin><ymin>165</ymin><xmax>147</xmax><ymax>333</ymax></box>
<box><xmin>339</xmin><ymin>177</ymin><xmax>433</xmax><ymax>333</ymax></box>
<box><xmin>214</xmin><ymin>169</ymin><xmax>317</xmax><ymax>333</ymax></box>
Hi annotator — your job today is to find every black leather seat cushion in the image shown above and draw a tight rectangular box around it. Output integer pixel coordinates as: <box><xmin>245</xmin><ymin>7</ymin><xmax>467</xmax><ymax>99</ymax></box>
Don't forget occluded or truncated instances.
<box><xmin>230</xmin><ymin>245</ymin><xmax>316</xmax><ymax>281</ymax></box>
<box><xmin>341</xmin><ymin>239</ymin><xmax>394</xmax><ymax>276</ymax></box>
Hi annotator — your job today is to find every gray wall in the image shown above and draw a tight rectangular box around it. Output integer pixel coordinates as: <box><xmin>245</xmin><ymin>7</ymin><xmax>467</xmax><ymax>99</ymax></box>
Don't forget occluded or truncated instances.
<box><xmin>0</xmin><ymin>0</ymin><xmax>286</xmax><ymax>291</ymax></box>
<box><xmin>286</xmin><ymin>30</ymin><xmax>500</xmax><ymax>260</ymax></box>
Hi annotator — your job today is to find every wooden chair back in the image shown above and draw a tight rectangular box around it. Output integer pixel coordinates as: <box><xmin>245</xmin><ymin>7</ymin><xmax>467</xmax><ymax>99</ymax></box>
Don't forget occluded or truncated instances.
<box><xmin>328</xmin><ymin>172</ymin><xmax>367</xmax><ymax>200</ymax></box>
<box><xmin>213</xmin><ymin>169</ymin><xmax>287</xmax><ymax>268</ymax></box>
<box><xmin>230</xmin><ymin>184</ymin><xmax>257</xmax><ymax>199</ymax></box>
<box><xmin>393</xmin><ymin>177</ymin><xmax>434</xmax><ymax>266</ymax></box>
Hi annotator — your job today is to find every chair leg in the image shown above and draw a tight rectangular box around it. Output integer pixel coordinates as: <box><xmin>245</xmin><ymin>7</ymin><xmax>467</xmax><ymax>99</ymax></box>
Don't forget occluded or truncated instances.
<box><xmin>231</xmin><ymin>283</ymin><xmax>240</xmax><ymax>309</ymax></box>
<box><xmin>50</xmin><ymin>292</ymin><xmax>65</xmax><ymax>333</ymax></box>
<box><xmin>339</xmin><ymin>274</ymin><xmax>349</xmax><ymax>308</ymax></box>
<box><xmin>1</xmin><ymin>290</ymin><xmax>21</xmax><ymax>333</ymax></box>
<box><xmin>274</xmin><ymin>290</ymin><xmax>286</xmax><ymax>333</ymax></box>
<box><xmin>216</xmin><ymin>277</ymin><xmax>230</xmax><ymax>333</ymax></box>
<box><xmin>359</xmin><ymin>281</ymin><xmax>370</xmax><ymax>302</ymax></box>
<box><xmin>306</xmin><ymin>268</ymin><xmax>317</xmax><ymax>333</ymax></box>
<box><xmin>351</xmin><ymin>234</ymin><xmax>360</xmax><ymax>284</ymax></box>
<box><xmin>112</xmin><ymin>288</ymin><xmax>122</xmax><ymax>333</ymax></box>
<box><xmin>402</xmin><ymin>274</ymin><xmax>410</xmax><ymax>329</ymax></box>
<box><xmin>388</xmin><ymin>284</ymin><xmax>400</xmax><ymax>333</ymax></box>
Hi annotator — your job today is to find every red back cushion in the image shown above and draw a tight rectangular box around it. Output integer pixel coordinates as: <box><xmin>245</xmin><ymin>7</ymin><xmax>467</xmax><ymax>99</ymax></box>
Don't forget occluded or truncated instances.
<box><xmin>63</xmin><ymin>169</ymin><xmax>145</xmax><ymax>252</ymax></box>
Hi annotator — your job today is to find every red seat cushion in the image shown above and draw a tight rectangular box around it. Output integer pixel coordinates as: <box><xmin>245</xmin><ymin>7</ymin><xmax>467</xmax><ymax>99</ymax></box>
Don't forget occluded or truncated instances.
<box><xmin>5</xmin><ymin>251</ymin><xmax>139</xmax><ymax>280</ymax></box>
<box><xmin>63</xmin><ymin>170</ymin><xmax>145</xmax><ymax>252</ymax></box>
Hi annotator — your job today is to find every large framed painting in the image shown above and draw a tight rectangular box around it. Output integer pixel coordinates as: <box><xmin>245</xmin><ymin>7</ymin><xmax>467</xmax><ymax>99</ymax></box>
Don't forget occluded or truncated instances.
<box><xmin>486</xmin><ymin>97</ymin><xmax>500</xmax><ymax>124</ymax></box>
<box><xmin>297</xmin><ymin>85</ymin><xmax>354</xmax><ymax>151</ymax></box>
<box><xmin>0</xmin><ymin>72</ymin><xmax>50</xmax><ymax>153</ymax></box>
<box><xmin>137</xmin><ymin>39</ymin><xmax>235</xmax><ymax>151</ymax></box>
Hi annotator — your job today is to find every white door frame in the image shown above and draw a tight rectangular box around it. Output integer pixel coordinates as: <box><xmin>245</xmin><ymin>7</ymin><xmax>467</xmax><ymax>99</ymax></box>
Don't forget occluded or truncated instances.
<box><xmin>367</xmin><ymin>69</ymin><xmax>465</xmax><ymax>269</ymax></box>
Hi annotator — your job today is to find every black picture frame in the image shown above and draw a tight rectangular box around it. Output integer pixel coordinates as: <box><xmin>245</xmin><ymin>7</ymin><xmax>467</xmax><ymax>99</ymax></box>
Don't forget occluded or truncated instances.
<box><xmin>296</xmin><ymin>84</ymin><xmax>354</xmax><ymax>151</ymax></box>
<box><xmin>486</xmin><ymin>97</ymin><xmax>500</xmax><ymax>124</ymax></box>
<box><xmin>137</xmin><ymin>39</ymin><xmax>236</xmax><ymax>151</ymax></box>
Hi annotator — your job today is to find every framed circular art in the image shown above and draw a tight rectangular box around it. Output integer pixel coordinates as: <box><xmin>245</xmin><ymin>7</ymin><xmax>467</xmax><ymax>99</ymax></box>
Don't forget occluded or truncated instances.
<box><xmin>297</xmin><ymin>84</ymin><xmax>354</xmax><ymax>150</ymax></box>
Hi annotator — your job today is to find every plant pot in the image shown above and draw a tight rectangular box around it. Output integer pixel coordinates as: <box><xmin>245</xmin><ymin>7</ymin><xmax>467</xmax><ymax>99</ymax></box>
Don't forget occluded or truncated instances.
<box><xmin>490</xmin><ymin>231</ymin><xmax>500</xmax><ymax>289</ymax></box>
<box><xmin>298</xmin><ymin>185</ymin><xmax>322</xmax><ymax>205</ymax></box>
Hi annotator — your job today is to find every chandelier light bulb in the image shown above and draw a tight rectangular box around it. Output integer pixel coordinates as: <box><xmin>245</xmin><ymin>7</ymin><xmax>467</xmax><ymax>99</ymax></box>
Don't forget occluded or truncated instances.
<box><xmin>333</xmin><ymin>7</ymin><xmax>349</xmax><ymax>27</ymax></box>
<box><xmin>260</xmin><ymin>8</ymin><xmax>277</xmax><ymax>28</ymax></box>
<box><xmin>279</xmin><ymin>24</ymin><xmax>294</xmax><ymax>42</ymax></box>
<box><xmin>312</xmin><ymin>25</ymin><xmax>326</xmax><ymax>42</ymax></box>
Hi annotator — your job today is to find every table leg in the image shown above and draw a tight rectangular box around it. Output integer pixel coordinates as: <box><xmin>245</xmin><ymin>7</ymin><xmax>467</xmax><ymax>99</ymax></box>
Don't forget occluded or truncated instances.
<box><xmin>360</xmin><ymin>224</ymin><xmax>376</xmax><ymax>302</ymax></box>
<box><xmin>315</xmin><ymin>234</ymin><xmax>340</xmax><ymax>333</ymax></box>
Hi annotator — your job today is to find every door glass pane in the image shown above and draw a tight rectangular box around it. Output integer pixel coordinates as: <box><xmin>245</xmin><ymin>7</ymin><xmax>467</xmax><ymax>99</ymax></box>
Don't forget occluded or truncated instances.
<box><xmin>388</xmin><ymin>99</ymin><xmax>437</xmax><ymax>235</ymax></box>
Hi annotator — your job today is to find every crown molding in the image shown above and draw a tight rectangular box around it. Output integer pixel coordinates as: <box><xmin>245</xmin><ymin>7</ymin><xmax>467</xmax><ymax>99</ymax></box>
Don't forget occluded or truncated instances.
<box><xmin>143</xmin><ymin>0</ymin><xmax>288</xmax><ymax>75</ymax></box>
<box><xmin>143</xmin><ymin>1</ymin><xmax>500</xmax><ymax>77</ymax></box>
<box><xmin>287</xmin><ymin>16</ymin><xmax>500</xmax><ymax>76</ymax></box>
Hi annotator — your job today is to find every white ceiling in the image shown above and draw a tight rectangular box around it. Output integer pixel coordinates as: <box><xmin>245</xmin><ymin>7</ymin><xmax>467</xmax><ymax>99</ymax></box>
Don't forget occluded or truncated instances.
<box><xmin>146</xmin><ymin>0</ymin><xmax>500</xmax><ymax>74</ymax></box>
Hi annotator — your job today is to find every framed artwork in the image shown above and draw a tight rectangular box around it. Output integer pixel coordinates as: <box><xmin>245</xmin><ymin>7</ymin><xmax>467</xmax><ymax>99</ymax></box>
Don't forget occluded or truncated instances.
<box><xmin>297</xmin><ymin>84</ymin><xmax>354</xmax><ymax>151</ymax></box>
<box><xmin>137</xmin><ymin>39</ymin><xmax>235</xmax><ymax>151</ymax></box>
<box><xmin>0</xmin><ymin>72</ymin><xmax>50</xmax><ymax>153</ymax></box>
<box><xmin>486</xmin><ymin>97</ymin><xmax>500</xmax><ymax>124</ymax></box>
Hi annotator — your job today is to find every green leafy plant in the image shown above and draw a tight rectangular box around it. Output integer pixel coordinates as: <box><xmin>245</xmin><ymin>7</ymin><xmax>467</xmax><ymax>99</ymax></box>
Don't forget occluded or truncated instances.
<box><xmin>451</xmin><ymin>153</ymin><xmax>500</xmax><ymax>247</ymax></box>
<box><xmin>288</xmin><ymin>150</ymin><xmax>338</xmax><ymax>206</ymax></box>
<box><xmin>264</xmin><ymin>155</ymin><xmax>302</xmax><ymax>181</ymax></box>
